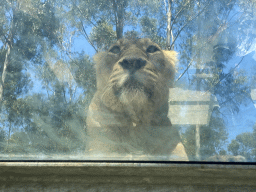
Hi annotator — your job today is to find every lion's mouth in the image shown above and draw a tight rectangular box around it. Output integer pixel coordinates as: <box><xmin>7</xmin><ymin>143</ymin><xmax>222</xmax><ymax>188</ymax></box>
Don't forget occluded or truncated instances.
<box><xmin>114</xmin><ymin>76</ymin><xmax>153</xmax><ymax>99</ymax></box>
<box><xmin>123</xmin><ymin>76</ymin><xmax>143</xmax><ymax>89</ymax></box>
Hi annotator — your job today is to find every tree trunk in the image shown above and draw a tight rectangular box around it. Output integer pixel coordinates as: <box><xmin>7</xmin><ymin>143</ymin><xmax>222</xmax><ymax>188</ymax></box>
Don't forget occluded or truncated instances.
<box><xmin>113</xmin><ymin>0</ymin><xmax>125</xmax><ymax>39</ymax></box>
<box><xmin>166</xmin><ymin>0</ymin><xmax>174</xmax><ymax>50</ymax></box>
<box><xmin>0</xmin><ymin>43</ymin><xmax>11</xmax><ymax>104</ymax></box>
<box><xmin>195</xmin><ymin>124</ymin><xmax>201</xmax><ymax>160</ymax></box>
<box><xmin>195</xmin><ymin>1</ymin><xmax>202</xmax><ymax>161</ymax></box>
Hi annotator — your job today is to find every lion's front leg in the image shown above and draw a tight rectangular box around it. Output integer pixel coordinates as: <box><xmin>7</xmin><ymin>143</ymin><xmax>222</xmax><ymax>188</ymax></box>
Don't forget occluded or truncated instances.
<box><xmin>169</xmin><ymin>142</ymin><xmax>189</xmax><ymax>161</ymax></box>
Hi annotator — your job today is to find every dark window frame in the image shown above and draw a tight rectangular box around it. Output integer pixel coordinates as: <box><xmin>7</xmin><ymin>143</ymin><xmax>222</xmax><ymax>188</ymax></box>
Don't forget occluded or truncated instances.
<box><xmin>1</xmin><ymin>162</ymin><xmax>256</xmax><ymax>190</ymax></box>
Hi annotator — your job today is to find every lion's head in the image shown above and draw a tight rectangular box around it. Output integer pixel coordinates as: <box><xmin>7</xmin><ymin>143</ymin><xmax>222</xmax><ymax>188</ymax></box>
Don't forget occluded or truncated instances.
<box><xmin>93</xmin><ymin>38</ymin><xmax>177</xmax><ymax>125</ymax></box>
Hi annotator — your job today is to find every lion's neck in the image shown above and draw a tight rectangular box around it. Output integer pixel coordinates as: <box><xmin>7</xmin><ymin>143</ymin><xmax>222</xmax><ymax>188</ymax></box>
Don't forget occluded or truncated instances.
<box><xmin>100</xmin><ymin>88</ymin><xmax>169</xmax><ymax>126</ymax></box>
<box><xmin>122</xmin><ymin>101</ymin><xmax>153</xmax><ymax>125</ymax></box>
<box><xmin>118</xmin><ymin>89</ymin><xmax>155</xmax><ymax>125</ymax></box>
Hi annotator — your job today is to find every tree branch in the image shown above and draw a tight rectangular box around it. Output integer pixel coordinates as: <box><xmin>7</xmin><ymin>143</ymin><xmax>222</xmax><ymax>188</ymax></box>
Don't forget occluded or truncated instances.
<box><xmin>176</xmin><ymin>55</ymin><xmax>197</xmax><ymax>81</ymax></box>
<box><xmin>170</xmin><ymin>1</ymin><xmax>211</xmax><ymax>48</ymax></box>
<box><xmin>209</xmin><ymin>55</ymin><xmax>246</xmax><ymax>90</ymax></box>
<box><xmin>176</xmin><ymin>18</ymin><xmax>230</xmax><ymax>81</ymax></box>
<box><xmin>170</xmin><ymin>0</ymin><xmax>191</xmax><ymax>30</ymax></box>
<box><xmin>79</xmin><ymin>18</ymin><xmax>98</xmax><ymax>52</ymax></box>
<box><xmin>71</xmin><ymin>0</ymin><xmax>98</xmax><ymax>52</ymax></box>
<box><xmin>71</xmin><ymin>0</ymin><xmax>96</xmax><ymax>27</ymax></box>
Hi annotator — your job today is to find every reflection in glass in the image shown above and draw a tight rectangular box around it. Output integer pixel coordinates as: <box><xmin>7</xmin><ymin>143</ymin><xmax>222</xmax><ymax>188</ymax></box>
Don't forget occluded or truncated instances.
<box><xmin>0</xmin><ymin>0</ymin><xmax>256</xmax><ymax>162</ymax></box>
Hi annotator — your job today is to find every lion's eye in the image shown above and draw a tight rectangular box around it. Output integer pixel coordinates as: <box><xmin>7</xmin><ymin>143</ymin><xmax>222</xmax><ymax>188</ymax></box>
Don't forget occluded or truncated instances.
<box><xmin>146</xmin><ymin>45</ymin><xmax>160</xmax><ymax>53</ymax></box>
<box><xmin>109</xmin><ymin>45</ymin><xmax>120</xmax><ymax>54</ymax></box>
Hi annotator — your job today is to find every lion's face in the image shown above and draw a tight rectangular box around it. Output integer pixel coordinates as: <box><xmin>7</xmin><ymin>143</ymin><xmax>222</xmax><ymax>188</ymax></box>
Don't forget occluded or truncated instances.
<box><xmin>94</xmin><ymin>38</ymin><xmax>176</xmax><ymax>123</ymax></box>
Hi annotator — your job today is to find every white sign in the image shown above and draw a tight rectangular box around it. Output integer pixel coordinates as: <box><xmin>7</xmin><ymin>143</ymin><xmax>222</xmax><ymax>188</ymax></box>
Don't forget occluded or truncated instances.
<box><xmin>168</xmin><ymin>88</ymin><xmax>218</xmax><ymax>125</ymax></box>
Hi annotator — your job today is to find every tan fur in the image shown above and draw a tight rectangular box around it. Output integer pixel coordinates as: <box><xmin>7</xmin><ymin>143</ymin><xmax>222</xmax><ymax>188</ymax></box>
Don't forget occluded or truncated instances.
<box><xmin>87</xmin><ymin>38</ymin><xmax>188</xmax><ymax>160</ymax></box>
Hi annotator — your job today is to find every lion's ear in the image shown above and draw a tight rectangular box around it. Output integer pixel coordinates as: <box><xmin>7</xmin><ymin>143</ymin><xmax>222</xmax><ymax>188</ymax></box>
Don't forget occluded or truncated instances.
<box><xmin>163</xmin><ymin>50</ymin><xmax>177</xmax><ymax>69</ymax></box>
<box><xmin>163</xmin><ymin>50</ymin><xmax>178</xmax><ymax>87</ymax></box>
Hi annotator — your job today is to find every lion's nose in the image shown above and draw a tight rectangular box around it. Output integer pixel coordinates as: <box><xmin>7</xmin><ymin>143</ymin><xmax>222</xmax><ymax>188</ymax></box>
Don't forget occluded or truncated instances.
<box><xmin>119</xmin><ymin>58</ymin><xmax>146</xmax><ymax>72</ymax></box>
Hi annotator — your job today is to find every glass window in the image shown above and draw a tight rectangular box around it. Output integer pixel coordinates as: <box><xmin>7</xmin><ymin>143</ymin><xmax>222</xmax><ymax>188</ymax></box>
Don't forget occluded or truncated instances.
<box><xmin>0</xmin><ymin>0</ymin><xmax>256</xmax><ymax>162</ymax></box>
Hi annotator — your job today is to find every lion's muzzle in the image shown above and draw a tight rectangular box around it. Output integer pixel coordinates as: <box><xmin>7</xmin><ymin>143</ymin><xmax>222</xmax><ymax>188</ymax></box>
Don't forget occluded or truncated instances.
<box><xmin>119</xmin><ymin>57</ymin><xmax>146</xmax><ymax>73</ymax></box>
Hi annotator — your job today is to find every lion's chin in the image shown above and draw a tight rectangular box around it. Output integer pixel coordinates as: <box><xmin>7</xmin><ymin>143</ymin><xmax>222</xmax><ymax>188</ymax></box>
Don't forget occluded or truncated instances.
<box><xmin>119</xmin><ymin>88</ymin><xmax>148</xmax><ymax>106</ymax></box>
<box><xmin>119</xmin><ymin>88</ymin><xmax>152</xmax><ymax>122</ymax></box>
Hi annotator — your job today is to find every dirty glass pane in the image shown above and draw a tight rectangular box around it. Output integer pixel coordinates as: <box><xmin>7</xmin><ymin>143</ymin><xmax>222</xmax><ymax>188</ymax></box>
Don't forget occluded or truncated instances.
<box><xmin>0</xmin><ymin>0</ymin><xmax>256</xmax><ymax>162</ymax></box>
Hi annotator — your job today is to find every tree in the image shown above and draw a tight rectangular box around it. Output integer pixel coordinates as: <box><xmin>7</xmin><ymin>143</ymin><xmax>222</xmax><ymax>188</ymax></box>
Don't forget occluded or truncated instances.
<box><xmin>228</xmin><ymin>132</ymin><xmax>255</xmax><ymax>161</ymax></box>
<box><xmin>0</xmin><ymin>0</ymin><xmax>62</xmax><ymax>144</ymax></box>
<box><xmin>200</xmin><ymin>109</ymin><xmax>228</xmax><ymax>158</ymax></box>
<box><xmin>0</xmin><ymin>129</ymin><xmax>6</xmax><ymax>151</ymax></box>
<box><xmin>228</xmin><ymin>140</ymin><xmax>240</xmax><ymax>156</ymax></box>
<box><xmin>182</xmin><ymin>108</ymin><xmax>228</xmax><ymax>160</ymax></box>
<box><xmin>90</xmin><ymin>20</ymin><xmax>117</xmax><ymax>50</ymax></box>
<box><xmin>0</xmin><ymin>0</ymin><xmax>62</xmax><ymax>153</ymax></box>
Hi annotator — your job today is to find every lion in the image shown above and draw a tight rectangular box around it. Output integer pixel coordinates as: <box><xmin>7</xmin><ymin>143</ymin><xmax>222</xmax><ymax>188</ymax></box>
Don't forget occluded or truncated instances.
<box><xmin>86</xmin><ymin>38</ymin><xmax>188</xmax><ymax>160</ymax></box>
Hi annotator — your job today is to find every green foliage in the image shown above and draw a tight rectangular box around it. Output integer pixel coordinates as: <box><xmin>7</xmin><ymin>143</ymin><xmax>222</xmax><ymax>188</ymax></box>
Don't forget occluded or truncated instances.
<box><xmin>228</xmin><ymin>132</ymin><xmax>256</xmax><ymax>161</ymax></box>
<box><xmin>0</xmin><ymin>129</ymin><xmax>6</xmax><ymax>151</ymax></box>
<box><xmin>90</xmin><ymin>20</ymin><xmax>117</xmax><ymax>50</ymax></box>
<box><xmin>124</xmin><ymin>30</ymin><xmax>140</xmax><ymax>40</ymax></box>
<box><xmin>139</xmin><ymin>16</ymin><xmax>165</xmax><ymax>48</ymax></box>
<box><xmin>200</xmin><ymin>111</ymin><xmax>228</xmax><ymax>158</ymax></box>
<box><xmin>4</xmin><ymin>132</ymin><xmax>30</xmax><ymax>154</ymax></box>
<box><xmin>182</xmin><ymin>109</ymin><xmax>228</xmax><ymax>160</ymax></box>
<box><xmin>181</xmin><ymin>125</ymin><xmax>196</xmax><ymax>159</ymax></box>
